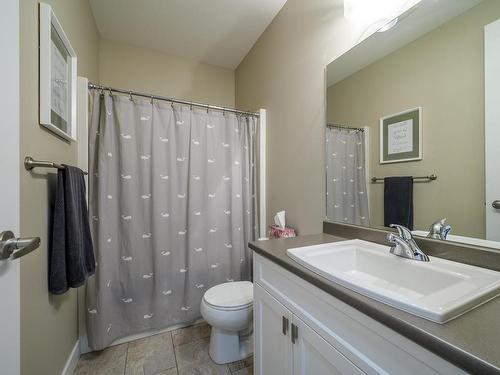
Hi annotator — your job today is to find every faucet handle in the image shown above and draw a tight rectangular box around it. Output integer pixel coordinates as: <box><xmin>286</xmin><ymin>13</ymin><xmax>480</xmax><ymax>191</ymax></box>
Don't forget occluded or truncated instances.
<box><xmin>442</xmin><ymin>225</ymin><xmax>452</xmax><ymax>239</ymax></box>
<box><xmin>386</xmin><ymin>232</ymin><xmax>415</xmax><ymax>259</ymax></box>
<box><xmin>429</xmin><ymin>218</ymin><xmax>447</xmax><ymax>229</ymax></box>
<box><xmin>389</xmin><ymin>224</ymin><xmax>413</xmax><ymax>240</ymax></box>
<box><xmin>428</xmin><ymin>218</ymin><xmax>452</xmax><ymax>239</ymax></box>
<box><xmin>386</xmin><ymin>232</ymin><xmax>400</xmax><ymax>244</ymax></box>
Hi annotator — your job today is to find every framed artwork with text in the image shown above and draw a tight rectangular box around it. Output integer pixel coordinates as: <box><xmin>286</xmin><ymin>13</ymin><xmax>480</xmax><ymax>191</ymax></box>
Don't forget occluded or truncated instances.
<box><xmin>380</xmin><ymin>107</ymin><xmax>422</xmax><ymax>164</ymax></box>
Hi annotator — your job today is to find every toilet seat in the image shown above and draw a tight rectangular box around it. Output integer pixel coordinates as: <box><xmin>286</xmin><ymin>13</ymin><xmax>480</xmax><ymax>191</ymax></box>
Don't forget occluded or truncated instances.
<box><xmin>203</xmin><ymin>299</ymin><xmax>253</xmax><ymax>311</ymax></box>
<box><xmin>203</xmin><ymin>281</ymin><xmax>253</xmax><ymax>310</ymax></box>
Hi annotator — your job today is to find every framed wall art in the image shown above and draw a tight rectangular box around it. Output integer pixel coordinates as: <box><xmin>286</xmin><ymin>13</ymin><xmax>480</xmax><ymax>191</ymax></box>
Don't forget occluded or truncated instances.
<box><xmin>39</xmin><ymin>3</ymin><xmax>77</xmax><ymax>141</ymax></box>
<box><xmin>380</xmin><ymin>107</ymin><xmax>422</xmax><ymax>164</ymax></box>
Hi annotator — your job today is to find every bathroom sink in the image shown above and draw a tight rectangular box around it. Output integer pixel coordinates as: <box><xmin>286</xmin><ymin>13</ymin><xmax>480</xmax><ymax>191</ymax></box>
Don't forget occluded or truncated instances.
<box><xmin>286</xmin><ymin>239</ymin><xmax>500</xmax><ymax>323</ymax></box>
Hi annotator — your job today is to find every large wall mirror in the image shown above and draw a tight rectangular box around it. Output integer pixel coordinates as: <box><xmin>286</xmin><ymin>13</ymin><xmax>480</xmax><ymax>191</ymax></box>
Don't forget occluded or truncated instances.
<box><xmin>325</xmin><ymin>0</ymin><xmax>500</xmax><ymax>249</ymax></box>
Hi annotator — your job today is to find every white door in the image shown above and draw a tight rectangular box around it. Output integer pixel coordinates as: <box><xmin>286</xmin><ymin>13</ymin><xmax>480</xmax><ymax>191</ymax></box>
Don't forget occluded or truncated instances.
<box><xmin>254</xmin><ymin>284</ymin><xmax>293</xmax><ymax>375</ymax></box>
<box><xmin>485</xmin><ymin>19</ymin><xmax>500</xmax><ymax>241</ymax></box>
<box><xmin>0</xmin><ymin>0</ymin><xmax>21</xmax><ymax>374</ymax></box>
<box><xmin>292</xmin><ymin>315</ymin><xmax>364</xmax><ymax>375</ymax></box>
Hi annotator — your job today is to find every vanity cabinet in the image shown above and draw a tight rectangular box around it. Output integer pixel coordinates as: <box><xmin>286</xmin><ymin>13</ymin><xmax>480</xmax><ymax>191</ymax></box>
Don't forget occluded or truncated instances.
<box><xmin>292</xmin><ymin>313</ymin><xmax>365</xmax><ymax>375</ymax></box>
<box><xmin>254</xmin><ymin>283</ymin><xmax>292</xmax><ymax>375</ymax></box>
<box><xmin>255</xmin><ymin>283</ymin><xmax>362</xmax><ymax>375</ymax></box>
<box><xmin>253</xmin><ymin>253</ymin><xmax>466</xmax><ymax>375</ymax></box>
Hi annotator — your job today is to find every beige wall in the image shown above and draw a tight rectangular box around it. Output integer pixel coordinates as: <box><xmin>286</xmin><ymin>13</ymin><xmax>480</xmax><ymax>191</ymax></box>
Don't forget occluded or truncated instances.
<box><xmin>99</xmin><ymin>39</ymin><xmax>235</xmax><ymax>107</ymax></box>
<box><xmin>19</xmin><ymin>1</ymin><xmax>99</xmax><ymax>374</ymax></box>
<box><xmin>235</xmin><ymin>0</ymin><xmax>376</xmax><ymax>234</ymax></box>
<box><xmin>20</xmin><ymin>8</ymin><xmax>235</xmax><ymax>373</ymax></box>
<box><xmin>327</xmin><ymin>0</ymin><xmax>500</xmax><ymax>238</ymax></box>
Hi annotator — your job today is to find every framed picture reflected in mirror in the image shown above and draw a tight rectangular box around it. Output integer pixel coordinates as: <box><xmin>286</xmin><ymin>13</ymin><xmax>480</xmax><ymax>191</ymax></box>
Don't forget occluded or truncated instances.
<box><xmin>380</xmin><ymin>107</ymin><xmax>422</xmax><ymax>164</ymax></box>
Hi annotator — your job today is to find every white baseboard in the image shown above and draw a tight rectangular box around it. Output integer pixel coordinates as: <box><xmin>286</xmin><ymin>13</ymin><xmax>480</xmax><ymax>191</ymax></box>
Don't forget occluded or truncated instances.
<box><xmin>61</xmin><ymin>340</ymin><xmax>80</xmax><ymax>375</ymax></box>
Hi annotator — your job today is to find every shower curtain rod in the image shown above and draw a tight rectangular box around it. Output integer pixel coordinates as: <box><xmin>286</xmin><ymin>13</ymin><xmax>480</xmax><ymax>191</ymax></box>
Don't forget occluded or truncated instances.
<box><xmin>88</xmin><ymin>83</ymin><xmax>260</xmax><ymax>117</ymax></box>
<box><xmin>327</xmin><ymin>123</ymin><xmax>365</xmax><ymax>132</ymax></box>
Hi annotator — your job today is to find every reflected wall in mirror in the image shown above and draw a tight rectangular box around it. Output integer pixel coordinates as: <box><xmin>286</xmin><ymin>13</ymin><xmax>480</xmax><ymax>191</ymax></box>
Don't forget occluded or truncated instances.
<box><xmin>325</xmin><ymin>0</ymin><xmax>500</xmax><ymax>249</ymax></box>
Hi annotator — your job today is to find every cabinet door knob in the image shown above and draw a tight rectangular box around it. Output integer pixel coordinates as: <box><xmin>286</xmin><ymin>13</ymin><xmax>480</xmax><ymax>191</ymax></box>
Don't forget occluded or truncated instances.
<box><xmin>493</xmin><ymin>200</ymin><xmax>500</xmax><ymax>210</ymax></box>
<box><xmin>291</xmin><ymin>323</ymin><xmax>298</xmax><ymax>343</ymax></box>
<box><xmin>282</xmin><ymin>316</ymin><xmax>289</xmax><ymax>335</ymax></box>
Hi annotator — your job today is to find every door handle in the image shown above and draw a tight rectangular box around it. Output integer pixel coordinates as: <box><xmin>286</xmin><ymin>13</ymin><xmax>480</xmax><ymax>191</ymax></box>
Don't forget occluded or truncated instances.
<box><xmin>493</xmin><ymin>200</ymin><xmax>500</xmax><ymax>210</ymax></box>
<box><xmin>291</xmin><ymin>323</ymin><xmax>298</xmax><ymax>344</ymax></box>
<box><xmin>282</xmin><ymin>316</ymin><xmax>289</xmax><ymax>335</ymax></box>
<box><xmin>0</xmin><ymin>231</ymin><xmax>40</xmax><ymax>260</ymax></box>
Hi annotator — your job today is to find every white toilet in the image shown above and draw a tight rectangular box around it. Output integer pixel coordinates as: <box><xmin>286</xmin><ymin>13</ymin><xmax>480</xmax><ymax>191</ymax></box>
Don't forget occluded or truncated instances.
<box><xmin>200</xmin><ymin>281</ymin><xmax>253</xmax><ymax>364</ymax></box>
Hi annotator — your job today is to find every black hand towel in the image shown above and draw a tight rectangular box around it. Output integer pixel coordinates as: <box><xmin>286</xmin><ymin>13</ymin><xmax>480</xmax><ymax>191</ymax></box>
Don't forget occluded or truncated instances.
<box><xmin>384</xmin><ymin>176</ymin><xmax>414</xmax><ymax>230</ymax></box>
<box><xmin>49</xmin><ymin>165</ymin><xmax>95</xmax><ymax>295</ymax></box>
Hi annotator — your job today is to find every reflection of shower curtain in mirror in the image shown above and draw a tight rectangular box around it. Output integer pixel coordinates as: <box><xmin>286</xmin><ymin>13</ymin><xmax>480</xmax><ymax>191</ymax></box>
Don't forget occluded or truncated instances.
<box><xmin>325</xmin><ymin>127</ymin><xmax>369</xmax><ymax>226</ymax></box>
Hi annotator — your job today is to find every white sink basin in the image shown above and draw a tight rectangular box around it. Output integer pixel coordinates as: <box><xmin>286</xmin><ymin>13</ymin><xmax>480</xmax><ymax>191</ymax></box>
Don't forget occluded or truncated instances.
<box><xmin>287</xmin><ymin>239</ymin><xmax>500</xmax><ymax>323</ymax></box>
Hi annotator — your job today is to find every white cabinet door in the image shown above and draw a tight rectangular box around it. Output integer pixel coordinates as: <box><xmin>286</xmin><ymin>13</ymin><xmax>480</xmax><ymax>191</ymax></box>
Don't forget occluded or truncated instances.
<box><xmin>254</xmin><ymin>283</ymin><xmax>293</xmax><ymax>375</ymax></box>
<box><xmin>292</xmin><ymin>315</ymin><xmax>364</xmax><ymax>375</ymax></box>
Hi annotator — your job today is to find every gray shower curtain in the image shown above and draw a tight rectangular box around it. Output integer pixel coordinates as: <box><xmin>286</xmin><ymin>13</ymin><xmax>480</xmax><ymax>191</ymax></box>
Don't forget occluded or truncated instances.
<box><xmin>86</xmin><ymin>91</ymin><xmax>258</xmax><ymax>350</ymax></box>
<box><xmin>325</xmin><ymin>127</ymin><xmax>369</xmax><ymax>226</ymax></box>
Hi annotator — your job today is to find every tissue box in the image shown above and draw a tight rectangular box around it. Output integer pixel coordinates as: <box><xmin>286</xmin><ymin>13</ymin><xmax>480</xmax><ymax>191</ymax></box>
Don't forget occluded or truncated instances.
<box><xmin>268</xmin><ymin>225</ymin><xmax>296</xmax><ymax>239</ymax></box>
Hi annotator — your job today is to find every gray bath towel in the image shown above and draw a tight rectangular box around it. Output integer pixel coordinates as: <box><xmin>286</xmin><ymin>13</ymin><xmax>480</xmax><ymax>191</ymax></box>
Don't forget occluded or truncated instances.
<box><xmin>49</xmin><ymin>165</ymin><xmax>95</xmax><ymax>294</ymax></box>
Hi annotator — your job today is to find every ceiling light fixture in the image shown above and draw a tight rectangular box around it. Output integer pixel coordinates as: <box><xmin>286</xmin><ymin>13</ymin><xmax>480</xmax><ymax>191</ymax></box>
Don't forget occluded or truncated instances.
<box><xmin>377</xmin><ymin>17</ymin><xmax>399</xmax><ymax>32</ymax></box>
<box><xmin>344</xmin><ymin>0</ymin><xmax>421</xmax><ymax>25</ymax></box>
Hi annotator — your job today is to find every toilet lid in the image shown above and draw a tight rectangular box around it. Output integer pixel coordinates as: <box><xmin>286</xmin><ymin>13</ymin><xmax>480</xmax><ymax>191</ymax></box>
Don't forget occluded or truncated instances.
<box><xmin>203</xmin><ymin>281</ymin><xmax>253</xmax><ymax>309</ymax></box>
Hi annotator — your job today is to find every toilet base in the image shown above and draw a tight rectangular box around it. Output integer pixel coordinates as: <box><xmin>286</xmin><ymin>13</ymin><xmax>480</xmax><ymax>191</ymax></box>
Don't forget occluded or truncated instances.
<box><xmin>208</xmin><ymin>327</ymin><xmax>253</xmax><ymax>364</ymax></box>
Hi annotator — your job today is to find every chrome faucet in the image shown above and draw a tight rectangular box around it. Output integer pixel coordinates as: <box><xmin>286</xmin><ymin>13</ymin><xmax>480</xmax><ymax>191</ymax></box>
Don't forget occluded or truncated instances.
<box><xmin>427</xmin><ymin>218</ymin><xmax>452</xmax><ymax>240</ymax></box>
<box><xmin>387</xmin><ymin>224</ymin><xmax>430</xmax><ymax>262</ymax></box>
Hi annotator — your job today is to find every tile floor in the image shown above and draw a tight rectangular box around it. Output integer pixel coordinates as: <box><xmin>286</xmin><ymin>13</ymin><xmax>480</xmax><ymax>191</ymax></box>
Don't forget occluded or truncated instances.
<box><xmin>74</xmin><ymin>323</ymin><xmax>253</xmax><ymax>375</ymax></box>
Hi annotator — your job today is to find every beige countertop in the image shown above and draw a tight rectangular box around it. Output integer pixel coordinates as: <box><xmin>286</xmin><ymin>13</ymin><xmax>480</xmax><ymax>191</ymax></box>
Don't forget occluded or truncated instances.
<box><xmin>250</xmin><ymin>233</ymin><xmax>500</xmax><ymax>375</ymax></box>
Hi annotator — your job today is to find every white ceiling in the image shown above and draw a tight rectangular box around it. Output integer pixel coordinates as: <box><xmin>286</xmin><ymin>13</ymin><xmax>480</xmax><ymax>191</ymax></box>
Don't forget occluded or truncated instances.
<box><xmin>89</xmin><ymin>0</ymin><xmax>287</xmax><ymax>69</ymax></box>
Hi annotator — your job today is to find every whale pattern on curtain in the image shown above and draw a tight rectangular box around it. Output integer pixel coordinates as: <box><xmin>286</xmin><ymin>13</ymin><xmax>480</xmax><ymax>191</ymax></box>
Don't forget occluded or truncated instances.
<box><xmin>86</xmin><ymin>91</ymin><xmax>258</xmax><ymax>350</ymax></box>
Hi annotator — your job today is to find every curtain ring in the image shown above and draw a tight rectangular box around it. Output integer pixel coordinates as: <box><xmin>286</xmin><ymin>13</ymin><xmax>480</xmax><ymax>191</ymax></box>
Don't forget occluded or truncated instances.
<box><xmin>128</xmin><ymin>91</ymin><xmax>133</xmax><ymax>101</ymax></box>
<box><xmin>150</xmin><ymin>95</ymin><xmax>154</xmax><ymax>104</ymax></box>
<box><xmin>171</xmin><ymin>100</ymin><xmax>175</xmax><ymax>109</ymax></box>
<box><xmin>206</xmin><ymin>105</ymin><xmax>209</xmax><ymax>114</ymax></box>
<box><xmin>108</xmin><ymin>88</ymin><xmax>113</xmax><ymax>97</ymax></box>
<box><xmin>190</xmin><ymin>102</ymin><xmax>193</xmax><ymax>111</ymax></box>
